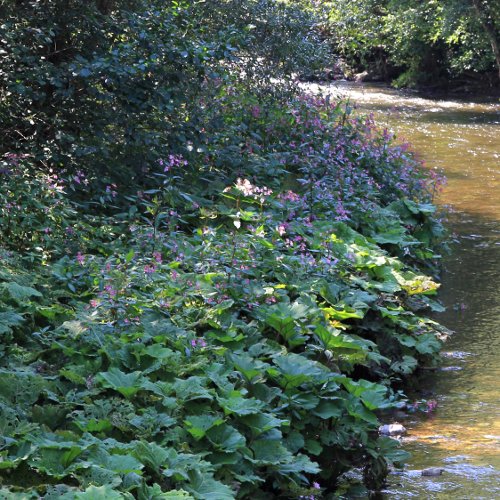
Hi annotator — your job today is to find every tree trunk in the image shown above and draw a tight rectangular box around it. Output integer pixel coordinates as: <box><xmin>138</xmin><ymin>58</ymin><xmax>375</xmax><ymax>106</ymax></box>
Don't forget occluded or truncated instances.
<box><xmin>472</xmin><ymin>0</ymin><xmax>500</xmax><ymax>81</ymax></box>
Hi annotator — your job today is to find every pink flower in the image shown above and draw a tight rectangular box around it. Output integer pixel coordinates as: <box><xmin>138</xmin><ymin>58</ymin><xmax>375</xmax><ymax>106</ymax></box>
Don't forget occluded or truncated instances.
<box><xmin>250</xmin><ymin>105</ymin><xmax>260</xmax><ymax>118</ymax></box>
<box><xmin>277</xmin><ymin>223</ymin><xmax>288</xmax><ymax>236</ymax></box>
<box><xmin>144</xmin><ymin>264</ymin><xmax>156</xmax><ymax>274</ymax></box>
<box><xmin>76</xmin><ymin>252</ymin><xmax>85</xmax><ymax>265</ymax></box>
<box><xmin>104</xmin><ymin>284</ymin><xmax>117</xmax><ymax>297</ymax></box>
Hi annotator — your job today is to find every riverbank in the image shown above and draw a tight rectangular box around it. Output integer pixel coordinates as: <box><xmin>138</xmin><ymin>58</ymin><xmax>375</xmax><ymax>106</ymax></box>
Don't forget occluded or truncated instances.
<box><xmin>0</xmin><ymin>88</ymin><xmax>449</xmax><ymax>498</ymax></box>
<box><xmin>308</xmin><ymin>81</ymin><xmax>500</xmax><ymax>499</ymax></box>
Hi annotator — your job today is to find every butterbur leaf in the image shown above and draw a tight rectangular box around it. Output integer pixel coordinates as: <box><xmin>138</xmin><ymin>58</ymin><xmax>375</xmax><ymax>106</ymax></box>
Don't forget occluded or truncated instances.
<box><xmin>304</xmin><ymin>439</ymin><xmax>323</xmax><ymax>456</ymax></box>
<box><xmin>284</xmin><ymin>430</ymin><xmax>304</xmax><ymax>453</ymax></box>
<box><xmin>0</xmin><ymin>441</ymin><xmax>33</xmax><ymax>470</ymax></box>
<box><xmin>250</xmin><ymin>439</ymin><xmax>291</xmax><ymax>464</ymax></box>
<box><xmin>275</xmin><ymin>453</ymin><xmax>320</xmax><ymax>476</ymax></box>
<box><xmin>314</xmin><ymin>325</ymin><xmax>363</xmax><ymax>351</ymax></box>
<box><xmin>184</xmin><ymin>470</ymin><xmax>235</xmax><ymax>500</ymax></box>
<box><xmin>322</xmin><ymin>306</ymin><xmax>364</xmax><ymax>321</ymax></box>
<box><xmin>206</xmin><ymin>424</ymin><xmax>246</xmax><ymax>452</ymax></box>
<box><xmin>97</xmin><ymin>368</ymin><xmax>144</xmax><ymax>398</ymax></box>
<box><xmin>342</xmin><ymin>379</ymin><xmax>390</xmax><ymax>410</ymax></box>
<box><xmin>216</xmin><ymin>391</ymin><xmax>265</xmax><ymax>416</ymax></box>
<box><xmin>272</xmin><ymin>354</ymin><xmax>329</xmax><ymax>389</ymax></box>
<box><xmin>60</xmin><ymin>320</ymin><xmax>87</xmax><ymax>336</ymax></box>
<box><xmin>75</xmin><ymin>485</ymin><xmax>129</xmax><ymax>499</ymax></box>
<box><xmin>374</xmin><ymin>436</ymin><xmax>411</xmax><ymax>466</ymax></box>
<box><xmin>415</xmin><ymin>333</ymin><xmax>441</xmax><ymax>355</ymax></box>
<box><xmin>0</xmin><ymin>311</ymin><xmax>24</xmax><ymax>335</ymax></box>
<box><xmin>391</xmin><ymin>355</ymin><xmax>418</xmax><ymax>374</ymax></box>
<box><xmin>139</xmin><ymin>484</ymin><xmax>194</xmax><ymax>499</ymax></box>
<box><xmin>346</xmin><ymin>397</ymin><xmax>379</xmax><ymax>425</ymax></box>
<box><xmin>228</xmin><ymin>353</ymin><xmax>269</xmax><ymax>383</ymax></box>
<box><xmin>0</xmin><ymin>282</ymin><xmax>42</xmax><ymax>303</ymax></box>
<box><xmin>184</xmin><ymin>415</ymin><xmax>224</xmax><ymax>440</ymax></box>
<box><xmin>106</xmin><ymin>454</ymin><xmax>144</xmax><ymax>474</ymax></box>
<box><xmin>313</xmin><ymin>399</ymin><xmax>344</xmax><ymax>419</ymax></box>
<box><xmin>240</xmin><ymin>413</ymin><xmax>286</xmax><ymax>436</ymax></box>
<box><xmin>133</xmin><ymin>441</ymin><xmax>172</xmax><ymax>472</ymax></box>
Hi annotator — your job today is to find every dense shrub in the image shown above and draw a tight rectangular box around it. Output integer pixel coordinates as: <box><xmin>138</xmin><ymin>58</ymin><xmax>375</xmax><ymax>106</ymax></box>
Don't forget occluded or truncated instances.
<box><xmin>0</xmin><ymin>88</ymin><xmax>448</xmax><ymax>497</ymax></box>
<box><xmin>322</xmin><ymin>0</ymin><xmax>500</xmax><ymax>86</ymax></box>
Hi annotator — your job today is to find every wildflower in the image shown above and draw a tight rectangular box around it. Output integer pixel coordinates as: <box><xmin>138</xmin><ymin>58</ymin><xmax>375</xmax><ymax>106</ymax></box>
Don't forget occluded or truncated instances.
<box><xmin>106</xmin><ymin>184</ymin><xmax>118</xmax><ymax>197</ymax></box>
<box><xmin>160</xmin><ymin>154</ymin><xmax>188</xmax><ymax>172</ymax></box>
<box><xmin>104</xmin><ymin>284</ymin><xmax>117</xmax><ymax>298</ymax></box>
<box><xmin>276</xmin><ymin>223</ymin><xmax>288</xmax><ymax>236</ymax></box>
<box><xmin>153</xmin><ymin>251</ymin><xmax>162</xmax><ymax>263</ymax></box>
<box><xmin>250</xmin><ymin>105</ymin><xmax>260</xmax><ymax>118</ymax></box>
<box><xmin>76</xmin><ymin>252</ymin><xmax>85</xmax><ymax>265</ymax></box>
<box><xmin>426</xmin><ymin>400</ymin><xmax>438</xmax><ymax>412</ymax></box>
<box><xmin>144</xmin><ymin>264</ymin><xmax>156</xmax><ymax>274</ymax></box>
<box><xmin>312</xmin><ymin>482</ymin><xmax>321</xmax><ymax>489</ymax></box>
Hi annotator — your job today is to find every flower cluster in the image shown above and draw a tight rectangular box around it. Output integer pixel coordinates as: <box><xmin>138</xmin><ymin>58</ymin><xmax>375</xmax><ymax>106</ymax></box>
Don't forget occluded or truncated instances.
<box><xmin>159</xmin><ymin>154</ymin><xmax>188</xmax><ymax>172</ymax></box>
<box><xmin>224</xmin><ymin>178</ymin><xmax>273</xmax><ymax>202</ymax></box>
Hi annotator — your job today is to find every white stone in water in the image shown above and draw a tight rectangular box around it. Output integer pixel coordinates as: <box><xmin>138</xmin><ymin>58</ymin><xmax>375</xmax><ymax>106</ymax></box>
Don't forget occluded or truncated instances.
<box><xmin>378</xmin><ymin>424</ymin><xmax>407</xmax><ymax>436</ymax></box>
<box><xmin>421</xmin><ymin>467</ymin><xmax>444</xmax><ymax>476</ymax></box>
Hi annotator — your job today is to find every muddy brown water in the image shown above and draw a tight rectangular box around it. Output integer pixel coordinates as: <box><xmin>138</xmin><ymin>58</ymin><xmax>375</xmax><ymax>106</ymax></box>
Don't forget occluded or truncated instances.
<box><xmin>306</xmin><ymin>82</ymin><xmax>500</xmax><ymax>499</ymax></box>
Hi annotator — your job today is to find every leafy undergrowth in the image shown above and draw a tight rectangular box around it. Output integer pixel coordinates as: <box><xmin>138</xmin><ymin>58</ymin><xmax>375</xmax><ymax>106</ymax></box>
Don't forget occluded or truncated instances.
<box><xmin>0</xmin><ymin>94</ymin><xmax>448</xmax><ymax>498</ymax></box>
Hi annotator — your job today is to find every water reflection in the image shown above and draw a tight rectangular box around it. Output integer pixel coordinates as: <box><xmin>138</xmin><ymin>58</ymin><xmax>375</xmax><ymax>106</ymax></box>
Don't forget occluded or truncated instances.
<box><xmin>306</xmin><ymin>82</ymin><xmax>500</xmax><ymax>498</ymax></box>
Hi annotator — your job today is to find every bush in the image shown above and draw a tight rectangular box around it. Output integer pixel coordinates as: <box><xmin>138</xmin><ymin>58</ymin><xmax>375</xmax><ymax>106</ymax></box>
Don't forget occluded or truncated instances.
<box><xmin>0</xmin><ymin>88</ymin><xmax>448</xmax><ymax>497</ymax></box>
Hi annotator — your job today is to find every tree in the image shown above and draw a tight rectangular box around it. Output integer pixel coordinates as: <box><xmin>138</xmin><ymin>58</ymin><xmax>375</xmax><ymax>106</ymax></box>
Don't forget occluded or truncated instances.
<box><xmin>324</xmin><ymin>0</ymin><xmax>500</xmax><ymax>86</ymax></box>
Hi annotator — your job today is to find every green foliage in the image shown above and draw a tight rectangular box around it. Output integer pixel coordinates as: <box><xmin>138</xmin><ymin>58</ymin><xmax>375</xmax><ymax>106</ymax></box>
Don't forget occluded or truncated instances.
<box><xmin>324</xmin><ymin>0</ymin><xmax>500</xmax><ymax>86</ymax></box>
<box><xmin>0</xmin><ymin>0</ymin><xmax>326</xmax><ymax>184</ymax></box>
<box><xmin>0</xmin><ymin>2</ymin><xmax>448</xmax><ymax>497</ymax></box>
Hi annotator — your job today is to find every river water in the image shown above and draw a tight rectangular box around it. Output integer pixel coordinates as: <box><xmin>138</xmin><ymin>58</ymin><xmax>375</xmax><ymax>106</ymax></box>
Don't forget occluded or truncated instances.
<box><xmin>307</xmin><ymin>82</ymin><xmax>500</xmax><ymax>499</ymax></box>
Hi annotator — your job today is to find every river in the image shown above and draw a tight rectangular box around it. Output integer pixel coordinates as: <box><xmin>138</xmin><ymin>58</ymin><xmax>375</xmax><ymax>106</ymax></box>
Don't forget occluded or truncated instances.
<box><xmin>306</xmin><ymin>82</ymin><xmax>500</xmax><ymax>499</ymax></box>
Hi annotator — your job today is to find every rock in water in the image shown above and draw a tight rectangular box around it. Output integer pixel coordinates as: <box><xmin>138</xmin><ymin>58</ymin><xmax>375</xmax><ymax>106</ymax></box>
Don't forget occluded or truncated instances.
<box><xmin>421</xmin><ymin>467</ymin><xmax>444</xmax><ymax>476</ymax></box>
<box><xmin>378</xmin><ymin>424</ymin><xmax>407</xmax><ymax>436</ymax></box>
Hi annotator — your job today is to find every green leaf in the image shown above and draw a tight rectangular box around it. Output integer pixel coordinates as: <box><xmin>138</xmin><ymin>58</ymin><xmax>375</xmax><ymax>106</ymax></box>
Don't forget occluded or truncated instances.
<box><xmin>216</xmin><ymin>391</ymin><xmax>265</xmax><ymax>416</ymax></box>
<box><xmin>229</xmin><ymin>353</ymin><xmax>269</xmax><ymax>383</ymax></box>
<box><xmin>304</xmin><ymin>439</ymin><xmax>323</xmax><ymax>456</ymax></box>
<box><xmin>250</xmin><ymin>439</ymin><xmax>291</xmax><ymax>464</ymax></box>
<box><xmin>184</xmin><ymin>470</ymin><xmax>235</xmax><ymax>500</ymax></box>
<box><xmin>374</xmin><ymin>436</ymin><xmax>411</xmax><ymax>466</ymax></box>
<box><xmin>133</xmin><ymin>441</ymin><xmax>172</xmax><ymax>472</ymax></box>
<box><xmin>0</xmin><ymin>311</ymin><xmax>24</xmax><ymax>335</ymax></box>
<box><xmin>140</xmin><ymin>484</ymin><xmax>194</xmax><ymax>499</ymax></box>
<box><xmin>206</xmin><ymin>424</ymin><xmax>246</xmax><ymax>452</ymax></box>
<box><xmin>284</xmin><ymin>430</ymin><xmax>304</xmax><ymax>453</ymax></box>
<box><xmin>0</xmin><ymin>282</ymin><xmax>42</xmax><ymax>303</ymax></box>
<box><xmin>313</xmin><ymin>399</ymin><xmax>344</xmax><ymax>419</ymax></box>
<box><xmin>391</xmin><ymin>355</ymin><xmax>418</xmax><ymax>374</ymax></box>
<box><xmin>275</xmin><ymin>453</ymin><xmax>320</xmax><ymax>475</ymax></box>
<box><xmin>125</xmin><ymin>249</ymin><xmax>135</xmax><ymax>263</ymax></box>
<box><xmin>415</xmin><ymin>333</ymin><xmax>441</xmax><ymax>355</ymax></box>
<box><xmin>184</xmin><ymin>415</ymin><xmax>224</xmax><ymax>440</ymax></box>
<box><xmin>272</xmin><ymin>354</ymin><xmax>329</xmax><ymax>389</ymax></box>
<box><xmin>106</xmin><ymin>454</ymin><xmax>144</xmax><ymax>474</ymax></box>
<box><xmin>75</xmin><ymin>485</ymin><xmax>128</xmax><ymax>499</ymax></box>
<box><xmin>240</xmin><ymin>413</ymin><xmax>287</xmax><ymax>437</ymax></box>
<box><xmin>97</xmin><ymin>368</ymin><xmax>145</xmax><ymax>398</ymax></box>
